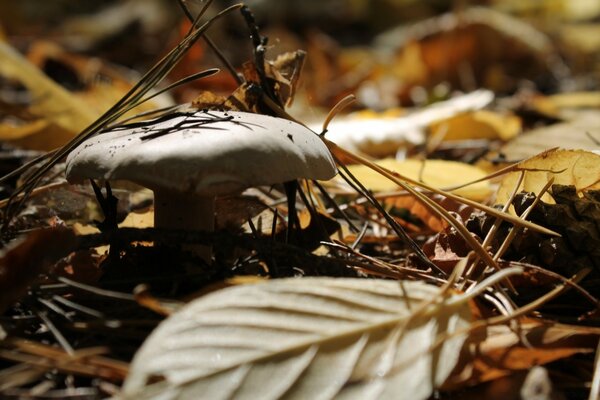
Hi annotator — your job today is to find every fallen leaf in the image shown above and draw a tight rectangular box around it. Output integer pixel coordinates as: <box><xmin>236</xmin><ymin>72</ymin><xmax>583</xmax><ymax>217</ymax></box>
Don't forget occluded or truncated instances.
<box><xmin>0</xmin><ymin>42</ymin><xmax>97</xmax><ymax>143</ymax></box>
<box><xmin>444</xmin><ymin>320</ymin><xmax>600</xmax><ymax>389</ymax></box>
<box><xmin>430</xmin><ymin>110</ymin><xmax>521</xmax><ymax>142</ymax></box>
<box><xmin>545</xmin><ymin>92</ymin><xmax>600</xmax><ymax>109</ymax></box>
<box><xmin>375</xmin><ymin>7</ymin><xmax>564</xmax><ymax>96</ymax></box>
<box><xmin>498</xmin><ymin>110</ymin><xmax>600</xmax><ymax>160</ymax></box>
<box><xmin>0</xmin><ymin>120</ymin><xmax>76</xmax><ymax>151</ymax></box>
<box><xmin>387</xmin><ymin>194</ymin><xmax>473</xmax><ymax>232</ymax></box>
<box><xmin>0</xmin><ymin>41</ymin><xmax>171</xmax><ymax>151</ymax></box>
<box><xmin>345</xmin><ymin>158</ymin><xmax>493</xmax><ymax>201</ymax></box>
<box><xmin>0</xmin><ymin>228</ymin><xmax>77</xmax><ymax>313</ymax></box>
<box><xmin>315</xmin><ymin>90</ymin><xmax>493</xmax><ymax>157</ymax></box>
<box><xmin>560</xmin><ymin>24</ymin><xmax>600</xmax><ymax>54</ymax></box>
<box><xmin>119</xmin><ymin>210</ymin><xmax>154</xmax><ymax>229</ymax></box>
<box><xmin>120</xmin><ymin>277</ymin><xmax>471</xmax><ymax>400</ymax></box>
<box><xmin>495</xmin><ymin>149</ymin><xmax>600</xmax><ymax>206</ymax></box>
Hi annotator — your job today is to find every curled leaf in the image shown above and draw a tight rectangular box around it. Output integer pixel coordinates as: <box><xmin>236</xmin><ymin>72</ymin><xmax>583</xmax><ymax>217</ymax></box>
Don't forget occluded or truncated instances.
<box><xmin>315</xmin><ymin>90</ymin><xmax>493</xmax><ymax>157</ymax></box>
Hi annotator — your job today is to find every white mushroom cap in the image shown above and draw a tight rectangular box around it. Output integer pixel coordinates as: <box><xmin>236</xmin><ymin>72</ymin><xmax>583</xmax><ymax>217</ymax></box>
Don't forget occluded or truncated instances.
<box><xmin>66</xmin><ymin>110</ymin><xmax>337</xmax><ymax>195</ymax></box>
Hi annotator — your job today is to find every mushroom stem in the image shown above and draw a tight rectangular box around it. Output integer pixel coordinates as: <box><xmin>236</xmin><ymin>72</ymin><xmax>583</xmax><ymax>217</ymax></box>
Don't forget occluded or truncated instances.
<box><xmin>153</xmin><ymin>189</ymin><xmax>214</xmax><ymax>263</ymax></box>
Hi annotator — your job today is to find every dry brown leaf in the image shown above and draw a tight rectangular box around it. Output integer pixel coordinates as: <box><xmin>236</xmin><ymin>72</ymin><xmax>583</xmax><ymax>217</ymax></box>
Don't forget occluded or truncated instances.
<box><xmin>0</xmin><ymin>228</ymin><xmax>77</xmax><ymax>313</ymax></box>
<box><xmin>545</xmin><ymin>92</ymin><xmax>600</xmax><ymax>109</ymax></box>
<box><xmin>444</xmin><ymin>320</ymin><xmax>600</xmax><ymax>389</ymax></box>
<box><xmin>387</xmin><ymin>194</ymin><xmax>473</xmax><ymax>232</ymax></box>
<box><xmin>560</xmin><ymin>23</ymin><xmax>600</xmax><ymax>55</ymax></box>
<box><xmin>496</xmin><ymin>149</ymin><xmax>600</xmax><ymax>206</ymax></box>
<box><xmin>0</xmin><ymin>120</ymin><xmax>76</xmax><ymax>152</ymax></box>
<box><xmin>376</xmin><ymin>7</ymin><xmax>562</xmax><ymax>97</ymax></box>
<box><xmin>345</xmin><ymin>158</ymin><xmax>493</xmax><ymax>201</ymax></box>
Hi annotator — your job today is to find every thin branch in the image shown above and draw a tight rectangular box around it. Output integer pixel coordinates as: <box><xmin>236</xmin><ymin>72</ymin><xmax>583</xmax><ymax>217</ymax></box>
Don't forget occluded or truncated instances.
<box><xmin>175</xmin><ymin>0</ymin><xmax>243</xmax><ymax>84</ymax></box>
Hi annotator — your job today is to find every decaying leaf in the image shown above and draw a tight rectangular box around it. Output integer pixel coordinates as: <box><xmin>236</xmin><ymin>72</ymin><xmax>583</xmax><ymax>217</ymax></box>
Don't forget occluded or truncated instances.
<box><xmin>192</xmin><ymin>49</ymin><xmax>306</xmax><ymax>113</ymax></box>
<box><xmin>387</xmin><ymin>194</ymin><xmax>473</xmax><ymax>233</ymax></box>
<box><xmin>0</xmin><ymin>228</ymin><xmax>77</xmax><ymax>313</ymax></box>
<box><xmin>431</xmin><ymin>185</ymin><xmax>600</xmax><ymax>279</ymax></box>
<box><xmin>495</xmin><ymin>149</ymin><xmax>600</xmax><ymax>206</ymax></box>
<box><xmin>375</xmin><ymin>7</ymin><xmax>566</xmax><ymax>97</ymax></box>
<box><xmin>509</xmin><ymin>186</ymin><xmax>600</xmax><ymax>274</ymax></box>
<box><xmin>444</xmin><ymin>319</ymin><xmax>600</xmax><ymax>389</ymax></box>
<box><xmin>120</xmin><ymin>277</ymin><xmax>472</xmax><ymax>400</ymax></box>
<box><xmin>544</xmin><ymin>91</ymin><xmax>600</xmax><ymax>110</ymax></box>
<box><xmin>343</xmin><ymin>158</ymin><xmax>492</xmax><ymax>201</ymax></box>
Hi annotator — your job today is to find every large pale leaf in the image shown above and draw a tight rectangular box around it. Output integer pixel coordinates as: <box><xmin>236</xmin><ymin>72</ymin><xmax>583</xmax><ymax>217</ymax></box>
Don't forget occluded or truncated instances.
<box><xmin>120</xmin><ymin>278</ymin><xmax>472</xmax><ymax>400</ymax></box>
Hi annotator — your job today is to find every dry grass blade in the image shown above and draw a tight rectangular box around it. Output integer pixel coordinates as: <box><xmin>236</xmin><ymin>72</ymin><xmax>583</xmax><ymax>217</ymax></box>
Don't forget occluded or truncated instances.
<box><xmin>492</xmin><ymin>177</ymin><xmax>555</xmax><ymax>262</ymax></box>
<box><xmin>326</xmin><ymin>139</ymin><xmax>505</xmax><ymax>275</ymax></box>
<box><xmin>133</xmin><ymin>284</ymin><xmax>183</xmax><ymax>316</ymax></box>
<box><xmin>335</xmin><ymin>159</ymin><xmax>443</xmax><ymax>274</ymax></box>
<box><xmin>130</xmin><ymin>68</ymin><xmax>220</xmax><ymax>109</ymax></box>
<box><xmin>322</xmin><ymin>94</ymin><xmax>357</xmax><ymax>133</ymax></box>
<box><xmin>0</xmin><ymin>182</ymin><xmax>66</xmax><ymax>209</ymax></box>
<box><xmin>176</xmin><ymin>0</ymin><xmax>243</xmax><ymax>85</ymax></box>
<box><xmin>440</xmin><ymin>147</ymin><xmax>561</xmax><ymax>192</ymax></box>
<box><xmin>323</xmin><ymin>138</ymin><xmax>559</xmax><ymax>236</ymax></box>
<box><xmin>0</xmin><ymin>339</ymin><xmax>129</xmax><ymax>382</ymax></box>
<box><xmin>470</xmin><ymin>267</ymin><xmax>590</xmax><ymax>329</ymax></box>
<box><xmin>462</xmin><ymin>171</ymin><xmax>526</xmax><ymax>293</ymax></box>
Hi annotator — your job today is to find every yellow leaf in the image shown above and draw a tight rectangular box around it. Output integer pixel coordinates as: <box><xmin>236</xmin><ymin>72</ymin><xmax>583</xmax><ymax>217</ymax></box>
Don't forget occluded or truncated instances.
<box><xmin>545</xmin><ymin>91</ymin><xmax>600</xmax><ymax>109</ymax></box>
<box><xmin>0</xmin><ymin>42</ymin><xmax>97</xmax><ymax>137</ymax></box>
<box><xmin>430</xmin><ymin>110</ymin><xmax>521</xmax><ymax>141</ymax></box>
<box><xmin>346</xmin><ymin>158</ymin><xmax>493</xmax><ymax>201</ymax></box>
<box><xmin>120</xmin><ymin>210</ymin><xmax>154</xmax><ymax>229</ymax></box>
<box><xmin>496</xmin><ymin>149</ymin><xmax>600</xmax><ymax>206</ymax></box>
<box><xmin>560</xmin><ymin>24</ymin><xmax>600</xmax><ymax>53</ymax></box>
<box><xmin>0</xmin><ymin>120</ymin><xmax>77</xmax><ymax>151</ymax></box>
<box><xmin>0</xmin><ymin>42</ymin><xmax>168</xmax><ymax>150</ymax></box>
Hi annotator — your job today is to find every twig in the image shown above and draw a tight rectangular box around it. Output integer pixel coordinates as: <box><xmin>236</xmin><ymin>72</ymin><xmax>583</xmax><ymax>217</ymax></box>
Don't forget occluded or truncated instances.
<box><xmin>175</xmin><ymin>0</ymin><xmax>243</xmax><ymax>84</ymax></box>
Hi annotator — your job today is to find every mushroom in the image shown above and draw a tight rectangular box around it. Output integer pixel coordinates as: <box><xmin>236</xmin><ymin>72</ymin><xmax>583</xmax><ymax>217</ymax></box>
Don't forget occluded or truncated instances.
<box><xmin>66</xmin><ymin>110</ymin><xmax>337</xmax><ymax>261</ymax></box>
